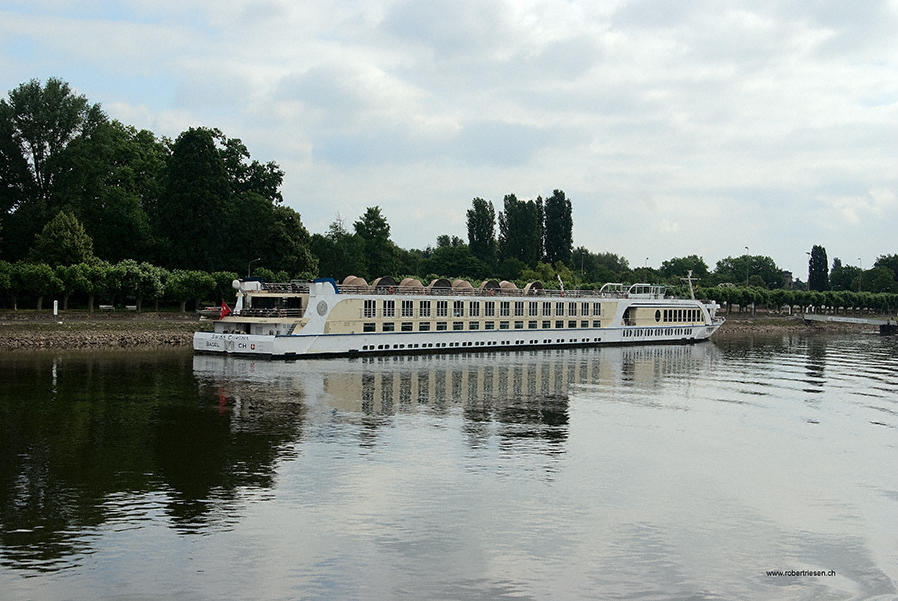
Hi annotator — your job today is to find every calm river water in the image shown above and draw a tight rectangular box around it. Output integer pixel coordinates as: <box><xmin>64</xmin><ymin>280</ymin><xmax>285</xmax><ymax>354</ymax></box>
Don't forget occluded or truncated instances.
<box><xmin>1</xmin><ymin>334</ymin><xmax>896</xmax><ymax>600</ymax></box>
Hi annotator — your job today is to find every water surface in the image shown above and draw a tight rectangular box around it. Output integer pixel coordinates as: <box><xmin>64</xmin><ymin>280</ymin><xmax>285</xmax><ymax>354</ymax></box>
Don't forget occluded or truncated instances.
<box><xmin>1</xmin><ymin>336</ymin><xmax>896</xmax><ymax>600</ymax></box>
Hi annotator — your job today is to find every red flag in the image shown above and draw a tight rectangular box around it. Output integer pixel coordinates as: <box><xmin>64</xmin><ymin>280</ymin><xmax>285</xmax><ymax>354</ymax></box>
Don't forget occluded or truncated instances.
<box><xmin>220</xmin><ymin>300</ymin><xmax>231</xmax><ymax>319</ymax></box>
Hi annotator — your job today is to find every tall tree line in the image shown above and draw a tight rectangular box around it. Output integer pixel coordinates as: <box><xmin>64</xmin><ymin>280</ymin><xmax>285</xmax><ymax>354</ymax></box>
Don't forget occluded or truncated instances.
<box><xmin>0</xmin><ymin>78</ymin><xmax>317</xmax><ymax>277</ymax></box>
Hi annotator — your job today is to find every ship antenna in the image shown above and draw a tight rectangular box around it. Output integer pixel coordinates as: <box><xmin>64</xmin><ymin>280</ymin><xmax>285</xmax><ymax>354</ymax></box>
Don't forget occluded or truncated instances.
<box><xmin>681</xmin><ymin>270</ymin><xmax>697</xmax><ymax>300</ymax></box>
<box><xmin>557</xmin><ymin>274</ymin><xmax>565</xmax><ymax>296</ymax></box>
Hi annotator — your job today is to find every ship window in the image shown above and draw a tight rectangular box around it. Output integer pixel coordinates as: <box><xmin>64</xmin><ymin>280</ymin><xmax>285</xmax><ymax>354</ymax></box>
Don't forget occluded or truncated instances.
<box><xmin>402</xmin><ymin>300</ymin><xmax>414</xmax><ymax>317</ymax></box>
<box><xmin>500</xmin><ymin>302</ymin><xmax>510</xmax><ymax>316</ymax></box>
<box><xmin>469</xmin><ymin>301</ymin><xmax>480</xmax><ymax>317</ymax></box>
<box><xmin>419</xmin><ymin>300</ymin><xmax>431</xmax><ymax>317</ymax></box>
<box><xmin>401</xmin><ymin>322</ymin><xmax>413</xmax><ymax>331</ymax></box>
<box><xmin>484</xmin><ymin>321</ymin><xmax>495</xmax><ymax>330</ymax></box>
<box><xmin>363</xmin><ymin>322</ymin><xmax>375</xmax><ymax>332</ymax></box>
<box><xmin>581</xmin><ymin>302</ymin><xmax>590</xmax><ymax>316</ymax></box>
<box><xmin>542</xmin><ymin>302</ymin><xmax>552</xmax><ymax>316</ymax></box>
<box><xmin>437</xmin><ymin>301</ymin><xmax>448</xmax><ymax>317</ymax></box>
<box><xmin>593</xmin><ymin>302</ymin><xmax>601</xmax><ymax>316</ymax></box>
<box><xmin>528</xmin><ymin>321</ymin><xmax>537</xmax><ymax>329</ymax></box>
<box><xmin>499</xmin><ymin>321</ymin><xmax>510</xmax><ymax>330</ymax></box>
<box><xmin>593</xmin><ymin>320</ymin><xmax>601</xmax><ymax>328</ymax></box>
<box><xmin>515</xmin><ymin>321</ymin><xmax>524</xmax><ymax>329</ymax></box>
<box><xmin>364</xmin><ymin>299</ymin><xmax>376</xmax><ymax>318</ymax></box>
<box><xmin>436</xmin><ymin>321</ymin><xmax>447</xmax><ymax>331</ymax></box>
<box><xmin>529</xmin><ymin>302</ymin><xmax>538</xmax><ymax>316</ymax></box>
<box><xmin>556</xmin><ymin>302</ymin><xmax>564</xmax><ymax>316</ymax></box>
<box><xmin>556</xmin><ymin>320</ymin><xmax>564</xmax><ymax>329</ymax></box>
<box><xmin>568</xmin><ymin>303</ymin><xmax>576</xmax><ymax>316</ymax></box>
<box><xmin>419</xmin><ymin>322</ymin><xmax>431</xmax><ymax>331</ymax></box>
<box><xmin>514</xmin><ymin>301</ymin><xmax>524</xmax><ymax>316</ymax></box>
<box><xmin>453</xmin><ymin>300</ymin><xmax>464</xmax><ymax>317</ymax></box>
<box><xmin>382</xmin><ymin>322</ymin><xmax>395</xmax><ymax>332</ymax></box>
<box><xmin>485</xmin><ymin>301</ymin><xmax>495</xmax><ymax>317</ymax></box>
<box><xmin>453</xmin><ymin>321</ymin><xmax>464</xmax><ymax>330</ymax></box>
<box><xmin>655</xmin><ymin>310</ymin><xmax>661</xmax><ymax>322</ymax></box>
<box><xmin>581</xmin><ymin>321</ymin><xmax>589</xmax><ymax>328</ymax></box>
<box><xmin>469</xmin><ymin>322</ymin><xmax>480</xmax><ymax>330</ymax></box>
<box><xmin>568</xmin><ymin>320</ymin><xmax>577</xmax><ymax>328</ymax></box>
<box><xmin>383</xmin><ymin>300</ymin><xmax>395</xmax><ymax>317</ymax></box>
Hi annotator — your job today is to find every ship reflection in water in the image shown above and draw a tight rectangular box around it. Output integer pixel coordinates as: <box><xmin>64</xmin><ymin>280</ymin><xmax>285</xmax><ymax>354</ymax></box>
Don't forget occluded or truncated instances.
<box><xmin>192</xmin><ymin>344</ymin><xmax>715</xmax><ymax>459</ymax></box>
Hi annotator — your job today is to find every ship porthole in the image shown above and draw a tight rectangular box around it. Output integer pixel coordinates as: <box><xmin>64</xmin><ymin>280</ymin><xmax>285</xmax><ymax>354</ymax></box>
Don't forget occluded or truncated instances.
<box><xmin>655</xmin><ymin>310</ymin><xmax>661</xmax><ymax>322</ymax></box>
<box><xmin>317</xmin><ymin>301</ymin><xmax>328</xmax><ymax>316</ymax></box>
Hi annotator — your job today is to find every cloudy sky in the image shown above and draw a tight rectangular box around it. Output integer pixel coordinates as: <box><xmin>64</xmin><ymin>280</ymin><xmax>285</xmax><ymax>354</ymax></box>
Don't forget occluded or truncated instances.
<box><xmin>2</xmin><ymin>0</ymin><xmax>896</xmax><ymax>278</ymax></box>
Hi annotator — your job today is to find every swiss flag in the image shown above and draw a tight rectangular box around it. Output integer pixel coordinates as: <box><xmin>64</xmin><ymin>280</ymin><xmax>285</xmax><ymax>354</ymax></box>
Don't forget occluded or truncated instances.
<box><xmin>220</xmin><ymin>301</ymin><xmax>231</xmax><ymax>319</ymax></box>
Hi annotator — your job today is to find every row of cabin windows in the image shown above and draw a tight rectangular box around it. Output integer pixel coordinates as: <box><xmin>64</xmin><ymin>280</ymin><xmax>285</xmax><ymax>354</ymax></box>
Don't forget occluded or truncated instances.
<box><xmin>657</xmin><ymin>308</ymin><xmax>702</xmax><ymax>323</ymax></box>
<box><xmin>625</xmin><ymin>327</ymin><xmax>694</xmax><ymax>338</ymax></box>
<box><xmin>364</xmin><ymin>320</ymin><xmax>604</xmax><ymax>332</ymax></box>
<box><xmin>362</xmin><ymin>299</ymin><xmax>603</xmax><ymax>319</ymax></box>
<box><xmin>361</xmin><ymin>337</ymin><xmax>603</xmax><ymax>352</ymax></box>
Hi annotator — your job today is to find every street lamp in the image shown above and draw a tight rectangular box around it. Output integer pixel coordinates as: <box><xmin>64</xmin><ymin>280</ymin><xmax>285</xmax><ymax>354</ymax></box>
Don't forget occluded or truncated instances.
<box><xmin>745</xmin><ymin>246</ymin><xmax>749</xmax><ymax>286</ymax></box>
<box><xmin>858</xmin><ymin>257</ymin><xmax>863</xmax><ymax>291</ymax></box>
<box><xmin>247</xmin><ymin>257</ymin><xmax>261</xmax><ymax>278</ymax></box>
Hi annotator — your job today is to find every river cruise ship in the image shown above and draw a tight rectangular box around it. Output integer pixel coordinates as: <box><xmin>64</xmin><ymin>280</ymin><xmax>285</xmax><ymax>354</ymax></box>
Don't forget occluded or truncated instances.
<box><xmin>193</xmin><ymin>275</ymin><xmax>724</xmax><ymax>359</ymax></box>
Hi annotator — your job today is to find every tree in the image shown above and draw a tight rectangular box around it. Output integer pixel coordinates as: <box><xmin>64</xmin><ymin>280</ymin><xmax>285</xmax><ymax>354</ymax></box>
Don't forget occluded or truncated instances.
<box><xmin>60</xmin><ymin>120</ymin><xmax>163</xmax><ymax>263</ymax></box>
<box><xmin>498</xmin><ymin>194</ymin><xmax>542</xmax><ymax>268</ymax></box>
<box><xmin>155</xmin><ymin>127</ymin><xmax>230</xmax><ymax>271</ymax></box>
<box><xmin>354</xmin><ymin>206</ymin><xmax>397</xmax><ymax>279</ymax></box>
<box><xmin>418</xmin><ymin>244</ymin><xmax>490</xmax><ymax>280</ymax></box>
<box><xmin>659</xmin><ymin>255</ymin><xmax>709</xmax><ymax>281</ymax></box>
<box><xmin>9</xmin><ymin>262</ymin><xmax>62</xmax><ymax>311</ymax></box>
<box><xmin>543</xmin><ymin>189</ymin><xmax>572</xmax><ymax>265</ymax></box>
<box><xmin>714</xmin><ymin>255</ymin><xmax>784</xmax><ymax>288</ymax></box>
<box><xmin>0</xmin><ymin>78</ymin><xmax>104</xmax><ymax>261</ymax></box>
<box><xmin>466</xmin><ymin>197</ymin><xmax>496</xmax><ymax>267</ymax></box>
<box><xmin>808</xmin><ymin>245</ymin><xmax>829</xmax><ymax>291</ymax></box>
<box><xmin>874</xmin><ymin>254</ymin><xmax>898</xmax><ymax>284</ymax></box>
<box><xmin>28</xmin><ymin>210</ymin><xmax>96</xmax><ymax>267</ymax></box>
<box><xmin>311</xmin><ymin>217</ymin><xmax>366</xmax><ymax>280</ymax></box>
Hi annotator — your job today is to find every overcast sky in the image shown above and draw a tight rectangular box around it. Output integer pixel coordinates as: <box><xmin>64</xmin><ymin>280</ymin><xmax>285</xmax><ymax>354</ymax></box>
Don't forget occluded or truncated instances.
<box><xmin>2</xmin><ymin>0</ymin><xmax>896</xmax><ymax>278</ymax></box>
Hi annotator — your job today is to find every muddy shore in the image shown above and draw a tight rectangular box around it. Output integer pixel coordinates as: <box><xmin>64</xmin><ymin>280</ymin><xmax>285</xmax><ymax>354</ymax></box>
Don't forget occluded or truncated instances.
<box><xmin>0</xmin><ymin>310</ymin><xmax>878</xmax><ymax>352</ymax></box>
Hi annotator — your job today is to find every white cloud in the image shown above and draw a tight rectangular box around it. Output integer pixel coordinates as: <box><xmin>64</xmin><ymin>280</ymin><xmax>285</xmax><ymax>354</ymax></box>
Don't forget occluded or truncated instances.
<box><xmin>1</xmin><ymin>0</ymin><xmax>897</xmax><ymax>277</ymax></box>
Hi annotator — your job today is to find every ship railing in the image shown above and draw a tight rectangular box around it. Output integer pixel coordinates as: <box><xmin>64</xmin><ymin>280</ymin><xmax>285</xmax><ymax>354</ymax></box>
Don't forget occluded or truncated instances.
<box><xmin>250</xmin><ymin>281</ymin><xmax>668</xmax><ymax>300</ymax></box>
<box><xmin>335</xmin><ymin>284</ymin><xmax>634</xmax><ymax>299</ymax></box>
<box><xmin>235</xmin><ymin>308</ymin><xmax>304</xmax><ymax>318</ymax></box>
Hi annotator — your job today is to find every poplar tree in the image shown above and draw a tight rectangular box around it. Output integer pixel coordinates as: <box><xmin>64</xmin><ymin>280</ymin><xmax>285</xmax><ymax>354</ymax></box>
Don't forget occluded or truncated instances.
<box><xmin>808</xmin><ymin>245</ymin><xmax>829</xmax><ymax>291</ymax></box>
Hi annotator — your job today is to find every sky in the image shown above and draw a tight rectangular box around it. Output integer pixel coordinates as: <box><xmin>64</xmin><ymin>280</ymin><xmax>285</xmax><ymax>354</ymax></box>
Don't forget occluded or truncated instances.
<box><xmin>2</xmin><ymin>0</ymin><xmax>897</xmax><ymax>279</ymax></box>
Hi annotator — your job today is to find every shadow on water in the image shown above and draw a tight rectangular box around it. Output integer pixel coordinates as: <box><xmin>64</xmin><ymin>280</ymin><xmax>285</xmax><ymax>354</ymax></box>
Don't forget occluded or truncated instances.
<box><xmin>0</xmin><ymin>349</ymin><xmax>304</xmax><ymax>572</ymax></box>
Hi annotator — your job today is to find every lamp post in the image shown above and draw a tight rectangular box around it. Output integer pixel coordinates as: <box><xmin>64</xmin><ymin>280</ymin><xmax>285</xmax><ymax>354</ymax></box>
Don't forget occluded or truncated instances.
<box><xmin>744</xmin><ymin>246</ymin><xmax>749</xmax><ymax>286</ymax></box>
<box><xmin>858</xmin><ymin>257</ymin><xmax>863</xmax><ymax>292</ymax></box>
<box><xmin>247</xmin><ymin>257</ymin><xmax>261</xmax><ymax>278</ymax></box>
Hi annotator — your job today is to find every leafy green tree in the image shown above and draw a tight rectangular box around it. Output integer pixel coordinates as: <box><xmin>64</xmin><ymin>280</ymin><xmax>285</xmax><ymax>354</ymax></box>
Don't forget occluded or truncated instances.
<box><xmin>862</xmin><ymin>267</ymin><xmax>898</xmax><ymax>293</ymax></box>
<box><xmin>55</xmin><ymin>262</ymin><xmax>94</xmax><ymax>310</ymax></box>
<box><xmin>808</xmin><ymin>245</ymin><xmax>829</xmax><ymax>291</ymax></box>
<box><xmin>543</xmin><ymin>189</ymin><xmax>572</xmax><ymax>265</ymax></box>
<box><xmin>60</xmin><ymin>120</ymin><xmax>163</xmax><ymax>263</ymax></box>
<box><xmin>166</xmin><ymin>269</ymin><xmax>216</xmax><ymax>313</ymax></box>
<box><xmin>0</xmin><ymin>78</ymin><xmax>104</xmax><ymax>261</ymax></box>
<box><xmin>873</xmin><ymin>254</ymin><xmax>898</xmax><ymax>283</ymax></box>
<box><xmin>660</xmin><ymin>255</ymin><xmax>709</xmax><ymax>282</ymax></box>
<box><xmin>155</xmin><ymin>127</ymin><xmax>230</xmax><ymax>271</ymax></box>
<box><xmin>354</xmin><ymin>206</ymin><xmax>397</xmax><ymax>279</ymax></box>
<box><xmin>571</xmin><ymin>247</ymin><xmax>629</xmax><ymax>283</ymax></box>
<box><xmin>10</xmin><ymin>262</ymin><xmax>62</xmax><ymax>310</ymax></box>
<box><xmin>829</xmin><ymin>258</ymin><xmax>862</xmax><ymax>291</ymax></box>
<box><xmin>498</xmin><ymin>194</ymin><xmax>542</xmax><ymax>268</ymax></box>
<box><xmin>714</xmin><ymin>255</ymin><xmax>784</xmax><ymax>288</ymax></box>
<box><xmin>311</xmin><ymin>217</ymin><xmax>366</xmax><ymax>280</ymax></box>
<box><xmin>466</xmin><ymin>197</ymin><xmax>496</xmax><ymax>267</ymax></box>
<box><xmin>28</xmin><ymin>210</ymin><xmax>96</xmax><ymax>266</ymax></box>
<box><xmin>418</xmin><ymin>244</ymin><xmax>490</xmax><ymax>280</ymax></box>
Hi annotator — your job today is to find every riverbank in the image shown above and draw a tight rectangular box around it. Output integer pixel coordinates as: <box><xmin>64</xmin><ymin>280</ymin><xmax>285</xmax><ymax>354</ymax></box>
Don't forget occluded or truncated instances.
<box><xmin>0</xmin><ymin>310</ymin><xmax>880</xmax><ymax>352</ymax></box>
<box><xmin>0</xmin><ymin>311</ymin><xmax>211</xmax><ymax>351</ymax></box>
